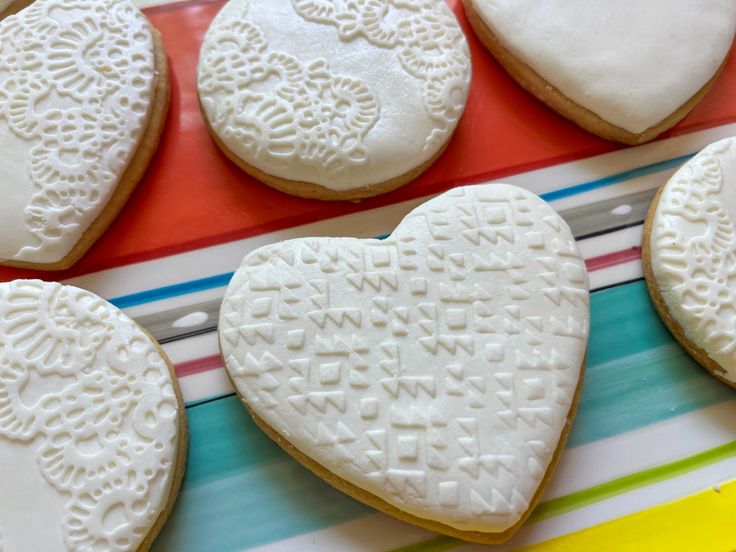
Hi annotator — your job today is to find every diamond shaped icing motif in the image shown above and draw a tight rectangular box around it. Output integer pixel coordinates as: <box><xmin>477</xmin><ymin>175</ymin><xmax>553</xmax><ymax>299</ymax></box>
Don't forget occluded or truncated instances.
<box><xmin>219</xmin><ymin>184</ymin><xmax>590</xmax><ymax>543</ymax></box>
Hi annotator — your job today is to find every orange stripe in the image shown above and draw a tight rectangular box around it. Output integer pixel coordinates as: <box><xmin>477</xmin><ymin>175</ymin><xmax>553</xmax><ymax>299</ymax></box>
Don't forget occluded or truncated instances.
<box><xmin>2</xmin><ymin>2</ymin><xmax>735</xmax><ymax>281</ymax></box>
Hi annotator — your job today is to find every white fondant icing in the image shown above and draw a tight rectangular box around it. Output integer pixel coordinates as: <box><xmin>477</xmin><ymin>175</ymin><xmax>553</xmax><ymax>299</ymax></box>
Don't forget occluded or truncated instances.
<box><xmin>0</xmin><ymin>0</ymin><xmax>156</xmax><ymax>264</ymax></box>
<box><xmin>651</xmin><ymin>137</ymin><xmax>736</xmax><ymax>380</ymax></box>
<box><xmin>470</xmin><ymin>0</ymin><xmax>736</xmax><ymax>134</ymax></box>
<box><xmin>0</xmin><ymin>280</ymin><xmax>181</xmax><ymax>551</ymax></box>
<box><xmin>197</xmin><ymin>0</ymin><xmax>471</xmax><ymax>191</ymax></box>
<box><xmin>219</xmin><ymin>184</ymin><xmax>590</xmax><ymax>532</ymax></box>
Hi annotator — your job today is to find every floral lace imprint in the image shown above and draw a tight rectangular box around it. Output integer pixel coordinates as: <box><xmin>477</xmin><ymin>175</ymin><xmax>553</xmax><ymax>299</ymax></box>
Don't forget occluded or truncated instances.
<box><xmin>293</xmin><ymin>0</ymin><xmax>471</xmax><ymax>153</ymax></box>
<box><xmin>198</xmin><ymin>0</ymin><xmax>470</xmax><ymax>185</ymax></box>
<box><xmin>0</xmin><ymin>0</ymin><xmax>154</xmax><ymax>263</ymax></box>
<box><xmin>653</xmin><ymin>138</ymin><xmax>736</xmax><ymax>371</ymax></box>
<box><xmin>0</xmin><ymin>281</ymin><xmax>179</xmax><ymax>551</ymax></box>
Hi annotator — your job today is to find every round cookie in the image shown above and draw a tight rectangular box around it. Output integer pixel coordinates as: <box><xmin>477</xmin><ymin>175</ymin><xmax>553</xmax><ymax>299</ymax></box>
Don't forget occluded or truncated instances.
<box><xmin>644</xmin><ymin>137</ymin><xmax>736</xmax><ymax>389</ymax></box>
<box><xmin>0</xmin><ymin>0</ymin><xmax>171</xmax><ymax>270</ymax></box>
<box><xmin>218</xmin><ymin>184</ymin><xmax>590</xmax><ymax>543</ymax></box>
<box><xmin>197</xmin><ymin>0</ymin><xmax>471</xmax><ymax>201</ymax></box>
<box><xmin>463</xmin><ymin>0</ymin><xmax>736</xmax><ymax>145</ymax></box>
<box><xmin>0</xmin><ymin>280</ymin><xmax>186</xmax><ymax>551</ymax></box>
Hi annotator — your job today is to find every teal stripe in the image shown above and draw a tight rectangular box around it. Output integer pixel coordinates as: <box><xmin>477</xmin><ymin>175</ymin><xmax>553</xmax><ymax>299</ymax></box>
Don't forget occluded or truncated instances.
<box><xmin>153</xmin><ymin>396</ymin><xmax>372</xmax><ymax>551</ymax></box>
<box><xmin>182</xmin><ymin>396</ymin><xmax>283</xmax><ymax>485</ymax></box>
<box><xmin>587</xmin><ymin>279</ymin><xmax>674</xmax><ymax>366</ymax></box>
<box><xmin>153</xmin><ymin>280</ymin><xmax>735</xmax><ymax>551</ymax></box>
<box><xmin>569</xmin><ymin>281</ymin><xmax>733</xmax><ymax>446</ymax></box>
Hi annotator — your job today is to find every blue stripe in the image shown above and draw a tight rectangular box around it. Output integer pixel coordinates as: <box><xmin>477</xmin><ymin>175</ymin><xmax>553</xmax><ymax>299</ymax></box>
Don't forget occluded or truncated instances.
<box><xmin>110</xmin><ymin>272</ymin><xmax>235</xmax><ymax>309</ymax></box>
<box><xmin>539</xmin><ymin>153</ymin><xmax>693</xmax><ymax>202</ymax></box>
<box><xmin>113</xmin><ymin>154</ymin><xmax>692</xmax><ymax>309</ymax></box>
<box><xmin>110</xmin><ymin>237</ymin><xmax>391</xmax><ymax>309</ymax></box>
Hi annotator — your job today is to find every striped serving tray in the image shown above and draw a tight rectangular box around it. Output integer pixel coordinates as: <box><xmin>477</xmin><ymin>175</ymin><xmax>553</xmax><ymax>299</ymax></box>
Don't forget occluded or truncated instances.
<box><xmin>6</xmin><ymin>1</ymin><xmax>736</xmax><ymax>550</ymax></box>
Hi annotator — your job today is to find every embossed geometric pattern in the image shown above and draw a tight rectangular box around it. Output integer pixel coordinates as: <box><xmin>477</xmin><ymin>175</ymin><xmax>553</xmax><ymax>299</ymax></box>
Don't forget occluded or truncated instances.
<box><xmin>198</xmin><ymin>0</ymin><xmax>471</xmax><ymax>190</ymax></box>
<box><xmin>0</xmin><ymin>0</ymin><xmax>155</xmax><ymax>263</ymax></box>
<box><xmin>0</xmin><ymin>281</ymin><xmax>179</xmax><ymax>551</ymax></box>
<box><xmin>651</xmin><ymin>137</ymin><xmax>736</xmax><ymax>377</ymax></box>
<box><xmin>220</xmin><ymin>184</ymin><xmax>589</xmax><ymax>533</ymax></box>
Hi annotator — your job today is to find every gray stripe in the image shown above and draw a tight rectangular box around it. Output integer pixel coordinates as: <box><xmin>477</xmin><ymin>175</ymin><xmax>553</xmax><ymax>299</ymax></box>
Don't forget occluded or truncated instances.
<box><xmin>137</xmin><ymin>300</ymin><xmax>220</xmax><ymax>344</ymax></box>
<box><xmin>558</xmin><ymin>188</ymin><xmax>655</xmax><ymax>239</ymax></box>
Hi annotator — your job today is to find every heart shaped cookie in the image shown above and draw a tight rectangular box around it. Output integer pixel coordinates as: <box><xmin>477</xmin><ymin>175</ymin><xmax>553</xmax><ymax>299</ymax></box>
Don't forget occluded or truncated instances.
<box><xmin>0</xmin><ymin>0</ymin><xmax>170</xmax><ymax>270</ymax></box>
<box><xmin>219</xmin><ymin>184</ymin><xmax>590</xmax><ymax>543</ymax></box>
<box><xmin>464</xmin><ymin>0</ymin><xmax>736</xmax><ymax>145</ymax></box>
<box><xmin>644</xmin><ymin>137</ymin><xmax>736</xmax><ymax>389</ymax></box>
<box><xmin>0</xmin><ymin>280</ymin><xmax>186</xmax><ymax>551</ymax></box>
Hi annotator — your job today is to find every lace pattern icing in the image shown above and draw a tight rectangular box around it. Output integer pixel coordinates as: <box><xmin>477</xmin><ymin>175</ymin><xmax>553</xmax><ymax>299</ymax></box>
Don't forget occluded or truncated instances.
<box><xmin>292</xmin><ymin>0</ymin><xmax>470</xmax><ymax>152</ymax></box>
<box><xmin>0</xmin><ymin>0</ymin><xmax>155</xmax><ymax>263</ymax></box>
<box><xmin>198</xmin><ymin>0</ymin><xmax>470</xmax><ymax>190</ymax></box>
<box><xmin>220</xmin><ymin>185</ymin><xmax>589</xmax><ymax>532</ymax></box>
<box><xmin>0</xmin><ymin>280</ymin><xmax>179</xmax><ymax>551</ymax></box>
<box><xmin>652</xmin><ymin>138</ymin><xmax>736</xmax><ymax>375</ymax></box>
<box><xmin>199</xmin><ymin>8</ymin><xmax>379</xmax><ymax>182</ymax></box>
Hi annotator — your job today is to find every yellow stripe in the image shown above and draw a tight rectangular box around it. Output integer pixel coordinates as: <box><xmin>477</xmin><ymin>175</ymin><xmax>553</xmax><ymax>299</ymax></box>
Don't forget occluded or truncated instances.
<box><xmin>520</xmin><ymin>480</ymin><xmax>736</xmax><ymax>552</ymax></box>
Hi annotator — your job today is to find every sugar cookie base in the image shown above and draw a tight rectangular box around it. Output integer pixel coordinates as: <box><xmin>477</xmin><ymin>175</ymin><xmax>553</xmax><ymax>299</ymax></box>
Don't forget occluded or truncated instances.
<box><xmin>462</xmin><ymin>0</ymin><xmax>728</xmax><ymax>146</ymax></box>
<box><xmin>222</xmin><ymin>342</ymin><xmax>585</xmax><ymax>544</ymax></box>
<box><xmin>0</xmin><ymin>24</ymin><xmax>171</xmax><ymax>271</ymax></box>
<box><xmin>136</xmin><ymin>324</ymin><xmax>189</xmax><ymax>552</ymax></box>
<box><xmin>200</xmin><ymin>100</ymin><xmax>453</xmax><ymax>202</ymax></box>
<box><xmin>642</xmin><ymin>178</ymin><xmax>736</xmax><ymax>391</ymax></box>
<box><xmin>0</xmin><ymin>0</ymin><xmax>33</xmax><ymax>19</ymax></box>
